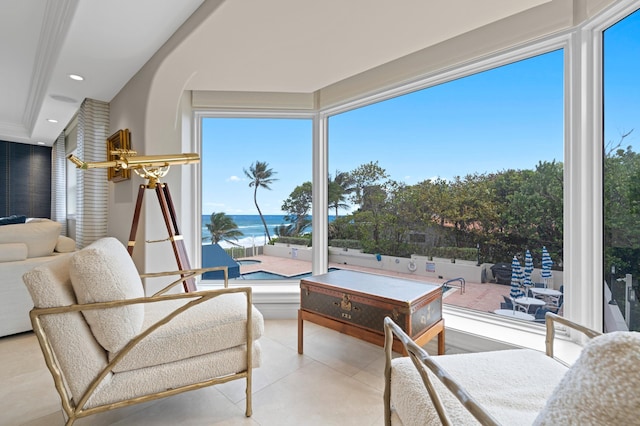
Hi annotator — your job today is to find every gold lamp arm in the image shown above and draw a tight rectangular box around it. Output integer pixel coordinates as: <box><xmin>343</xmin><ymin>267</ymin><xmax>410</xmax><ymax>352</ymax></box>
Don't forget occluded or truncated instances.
<box><xmin>67</xmin><ymin>152</ymin><xmax>200</xmax><ymax>186</ymax></box>
<box><xmin>120</xmin><ymin>153</ymin><xmax>200</xmax><ymax>169</ymax></box>
<box><xmin>67</xmin><ymin>155</ymin><xmax>119</xmax><ymax>170</ymax></box>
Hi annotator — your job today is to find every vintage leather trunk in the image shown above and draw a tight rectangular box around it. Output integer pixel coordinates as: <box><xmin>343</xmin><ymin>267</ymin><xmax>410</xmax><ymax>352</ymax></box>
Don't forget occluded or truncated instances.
<box><xmin>300</xmin><ymin>269</ymin><xmax>442</xmax><ymax>339</ymax></box>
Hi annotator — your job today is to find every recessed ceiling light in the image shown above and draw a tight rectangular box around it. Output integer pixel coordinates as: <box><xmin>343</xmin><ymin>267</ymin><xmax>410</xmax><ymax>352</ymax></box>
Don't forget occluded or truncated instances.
<box><xmin>47</xmin><ymin>119</ymin><xmax>58</xmax><ymax>123</ymax></box>
<box><xmin>37</xmin><ymin>141</ymin><xmax>46</xmax><ymax>145</ymax></box>
<box><xmin>69</xmin><ymin>74</ymin><xmax>84</xmax><ymax>81</ymax></box>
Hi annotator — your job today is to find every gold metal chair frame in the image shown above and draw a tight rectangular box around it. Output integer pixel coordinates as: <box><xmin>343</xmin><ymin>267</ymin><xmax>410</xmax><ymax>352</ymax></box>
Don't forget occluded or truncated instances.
<box><xmin>383</xmin><ymin>313</ymin><xmax>602</xmax><ymax>426</ymax></box>
<box><xmin>30</xmin><ymin>266</ymin><xmax>255</xmax><ymax>426</ymax></box>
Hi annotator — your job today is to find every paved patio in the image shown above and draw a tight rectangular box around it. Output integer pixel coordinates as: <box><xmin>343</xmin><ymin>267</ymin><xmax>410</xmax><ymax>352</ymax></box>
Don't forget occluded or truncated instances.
<box><xmin>234</xmin><ymin>254</ymin><xmax>512</xmax><ymax>313</ymax></box>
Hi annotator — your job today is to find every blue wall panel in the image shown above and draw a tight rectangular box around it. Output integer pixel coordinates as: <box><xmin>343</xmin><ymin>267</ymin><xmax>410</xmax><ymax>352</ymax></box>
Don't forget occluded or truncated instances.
<box><xmin>0</xmin><ymin>140</ymin><xmax>52</xmax><ymax>218</ymax></box>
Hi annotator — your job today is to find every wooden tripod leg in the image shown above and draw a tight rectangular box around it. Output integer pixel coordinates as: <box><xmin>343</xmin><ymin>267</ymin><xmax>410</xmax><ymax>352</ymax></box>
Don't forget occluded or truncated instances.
<box><xmin>156</xmin><ymin>183</ymin><xmax>196</xmax><ymax>292</ymax></box>
<box><xmin>127</xmin><ymin>184</ymin><xmax>146</xmax><ymax>256</ymax></box>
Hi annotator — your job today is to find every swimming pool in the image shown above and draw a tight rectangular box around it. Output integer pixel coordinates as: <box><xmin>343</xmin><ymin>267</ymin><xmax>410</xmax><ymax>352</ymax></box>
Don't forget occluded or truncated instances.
<box><xmin>236</xmin><ymin>259</ymin><xmax>262</xmax><ymax>265</ymax></box>
<box><xmin>238</xmin><ymin>267</ymin><xmax>340</xmax><ymax>280</ymax></box>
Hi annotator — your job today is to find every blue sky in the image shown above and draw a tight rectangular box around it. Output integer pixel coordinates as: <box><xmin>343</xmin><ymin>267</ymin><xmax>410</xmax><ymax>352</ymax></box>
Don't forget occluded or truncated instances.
<box><xmin>603</xmin><ymin>8</ymin><xmax>640</xmax><ymax>151</ymax></box>
<box><xmin>202</xmin><ymin>118</ymin><xmax>312</xmax><ymax>215</ymax></box>
<box><xmin>202</xmin><ymin>10</ymin><xmax>639</xmax><ymax>216</ymax></box>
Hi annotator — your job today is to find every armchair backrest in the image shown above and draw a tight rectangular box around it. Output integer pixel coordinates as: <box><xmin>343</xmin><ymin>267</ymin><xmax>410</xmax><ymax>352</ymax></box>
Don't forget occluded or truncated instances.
<box><xmin>22</xmin><ymin>253</ymin><xmax>110</xmax><ymax>404</ymax></box>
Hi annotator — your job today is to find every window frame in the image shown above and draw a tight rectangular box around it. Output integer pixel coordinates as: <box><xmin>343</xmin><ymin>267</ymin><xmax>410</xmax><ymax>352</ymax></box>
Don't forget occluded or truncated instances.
<box><xmin>318</xmin><ymin>33</ymin><xmax>575</xmax><ymax>332</ymax></box>
<box><xmin>189</xmin><ymin>1</ymin><xmax>640</xmax><ymax>348</ymax></box>
<box><xmin>193</xmin><ymin>109</ymin><xmax>318</xmax><ymax>275</ymax></box>
<box><xmin>593</xmin><ymin>1</ymin><xmax>640</xmax><ymax>332</ymax></box>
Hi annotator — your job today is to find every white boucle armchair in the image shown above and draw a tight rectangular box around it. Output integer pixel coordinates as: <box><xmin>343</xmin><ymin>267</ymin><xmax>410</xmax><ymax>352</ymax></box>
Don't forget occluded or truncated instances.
<box><xmin>22</xmin><ymin>237</ymin><xmax>263</xmax><ymax>426</ymax></box>
<box><xmin>384</xmin><ymin>313</ymin><xmax>640</xmax><ymax>425</ymax></box>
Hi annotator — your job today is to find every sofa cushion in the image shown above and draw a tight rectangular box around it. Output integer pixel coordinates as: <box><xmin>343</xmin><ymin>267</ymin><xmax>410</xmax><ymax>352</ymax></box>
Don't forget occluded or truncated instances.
<box><xmin>110</xmin><ymin>293</ymin><xmax>264</xmax><ymax>372</ymax></box>
<box><xmin>69</xmin><ymin>237</ymin><xmax>144</xmax><ymax>353</ymax></box>
<box><xmin>533</xmin><ymin>331</ymin><xmax>640</xmax><ymax>425</ymax></box>
<box><xmin>0</xmin><ymin>243</ymin><xmax>28</xmax><ymax>262</ymax></box>
<box><xmin>0</xmin><ymin>214</ymin><xmax>26</xmax><ymax>226</ymax></box>
<box><xmin>55</xmin><ymin>235</ymin><xmax>76</xmax><ymax>253</ymax></box>
<box><xmin>0</xmin><ymin>220</ymin><xmax>61</xmax><ymax>258</ymax></box>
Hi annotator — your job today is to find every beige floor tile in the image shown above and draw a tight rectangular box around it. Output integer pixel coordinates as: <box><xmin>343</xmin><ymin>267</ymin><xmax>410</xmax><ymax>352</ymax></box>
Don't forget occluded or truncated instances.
<box><xmin>0</xmin><ymin>332</ymin><xmax>46</xmax><ymax>378</ymax></box>
<box><xmin>264</xmin><ymin>318</ymin><xmax>323</xmax><ymax>351</ymax></box>
<box><xmin>21</xmin><ymin>411</ymin><xmax>66</xmax><ymax>426</ymax></box>
<box><xmin>249</xmin><ymin>361</ymin><xmax>383</xmax><ymax>426</ymax></box>
<box><xmin>72</xmin><ymin>387</ymin><xmax>256</xmax><ymax>426</ymax></box>
<box><xmin>0</xmin><ymin>319</ymin><xmax>439</xmax><ymax>425</ymax></box>
<box><xmin>216</xmin><ymin>336</ymin><xmax>313</xmax><ymax>404</ymax></box>
<box><xmin>352</xmin><ymin>353</ymin><xmax>386</xmax><ymax>391</ymax></box>
<box><xmin>0</xmin><ymin>369</ymin><xmax>61</xmax><ymax>425</ymax></box>
<box><xmin>301</xmin><ymin>326</ymin><xmax>384</xmax><ymax>377</ymax></box>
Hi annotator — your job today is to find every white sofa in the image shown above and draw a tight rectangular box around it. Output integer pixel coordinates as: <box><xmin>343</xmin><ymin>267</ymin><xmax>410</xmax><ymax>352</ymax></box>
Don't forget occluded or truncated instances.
<box><xmin>0</xmin><ymin>218</ymin><xmax>75</xmax><ymax>337</ymax></box>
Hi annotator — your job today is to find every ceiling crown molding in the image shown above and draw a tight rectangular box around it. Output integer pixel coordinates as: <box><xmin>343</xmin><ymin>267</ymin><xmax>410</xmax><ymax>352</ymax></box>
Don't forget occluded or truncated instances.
<box><xmin>22</xmin><ymin>0</ymin><xmax>79</xmax><ymax>136</ymax></box>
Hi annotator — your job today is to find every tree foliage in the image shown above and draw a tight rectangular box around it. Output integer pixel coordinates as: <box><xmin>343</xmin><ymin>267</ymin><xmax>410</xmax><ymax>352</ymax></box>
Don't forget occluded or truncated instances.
<box><xmin>328</xmin><ymin>160</ymin><xmax>566</xmax><ymax>264</ymax></box>
<box><xmin>244</xmin><ymin>161</ymin><xmax>278</xmax><ymax>242</ymax></box>
<box><xmin>280</xmin><ymin>181</ymin><xmax>312</xmax><ymax>236</ymax></box>
<box><xmin>349</xmin><ymin>161</ymin><xmax>389</xmax><ymax>206</ymax></box>
<box><xmin>604</xmin><ymin>130</ymin><xmax>640</xmax><ymax>276</ymax></box>
<box><xmin>328</xmin><ymin>170</ymin><xmax>355</xmax><ymax>217</ymax></box>
<box><xmin>206</xmin><ymin>212</ymin><xmax>243</xmax><ymax>245</ymax></box>
<box><xmin>265</xmin><ymin>138</ymin><xmax>638</xmax><ymax>271</ymax></box>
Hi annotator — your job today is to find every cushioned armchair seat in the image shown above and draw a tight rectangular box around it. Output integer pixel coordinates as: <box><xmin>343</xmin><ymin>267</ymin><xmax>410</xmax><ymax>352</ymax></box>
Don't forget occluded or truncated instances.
<box><xmin>384</xmin><ymin>314</ymin><xmax>640</xmax><ymax>425</ymax></box>
<box><xmin>22</xmin><ymin>237</ymin><xmax>263</xmax><ymax>425</ymax></box>
<box><xmin>390</xmin><ymin>349</ymin><xmax>567</xmax><ymax>425</ymax></box>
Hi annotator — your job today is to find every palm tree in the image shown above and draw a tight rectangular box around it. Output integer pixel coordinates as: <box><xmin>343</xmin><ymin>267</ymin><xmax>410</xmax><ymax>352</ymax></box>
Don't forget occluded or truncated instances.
<box><xmin>328</xmin><ymin>170</ymin><xmax>355</xmax><ymax>217</ymax></box>
<box><xmin>244</xmin><ymin>161</ymin><xmax>278</xmax><ymax>242</ymax></box>
<box><xmin>206</xmin><ymin>212</ymin><xmax>244</xmax><ymax>245</ymax></box>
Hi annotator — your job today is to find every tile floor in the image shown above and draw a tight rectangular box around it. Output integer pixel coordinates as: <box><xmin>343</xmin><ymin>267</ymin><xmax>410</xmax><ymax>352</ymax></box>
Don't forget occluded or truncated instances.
<box><xmin>0</xmin><ymin>319</ymin><xmax>461</xmax><ymax>426</ymax></box>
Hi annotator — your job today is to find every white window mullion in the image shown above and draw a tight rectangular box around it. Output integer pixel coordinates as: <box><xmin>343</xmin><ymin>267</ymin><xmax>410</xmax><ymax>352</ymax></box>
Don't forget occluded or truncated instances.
<box><xmin>565</xmin><ymin>27</ymin><xmax>604</xmax><ymax>333</ymax></box>
<box><xmin>312</xmin><ymin>113</ymin><xmax>328</xmax><ymax>275</ymax></box>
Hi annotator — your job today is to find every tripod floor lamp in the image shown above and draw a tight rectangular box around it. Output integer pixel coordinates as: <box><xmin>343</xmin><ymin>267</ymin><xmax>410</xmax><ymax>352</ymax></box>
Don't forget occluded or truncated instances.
<box><xmin>68</xmin><ymin>147</ymin><xmax>200</xmax><ymax>292</ymax></box>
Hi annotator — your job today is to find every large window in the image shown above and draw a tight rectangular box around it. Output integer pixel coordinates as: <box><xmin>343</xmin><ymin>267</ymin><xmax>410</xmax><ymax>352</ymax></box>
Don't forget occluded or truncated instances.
<box><xmin>327</xmin><ymin>50</ymin><xmax>564</xmax><ymax>315</ymax></box>
<box><xmin>603</xmin><ymin>8</ymin><xmax>640</xmax><ymax>331</ymax></box>
<box><xmin>191</xmin><ymin>1</ymin><xmax>640</xmax><ymax>342</ymax></box>
<box><xmin>200</xmin><ymin>116</ymin><xmax>313</xmax><ymax>278</ymax></box>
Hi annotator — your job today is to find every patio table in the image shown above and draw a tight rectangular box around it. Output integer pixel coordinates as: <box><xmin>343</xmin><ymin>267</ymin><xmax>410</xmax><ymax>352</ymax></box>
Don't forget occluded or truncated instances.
<box><xmin>530</xmin><ymin>288</ymin><xmax>562</xmax><ymax>298</ymax></box>
<box><xmin>512</xmin><ymin>296</ymin><xmax>545</xmax><ymax>314</ymax></box>
<box><xmin>530</xmin><ymin>287</ymin><xmax>562</xmax><ymax>306</ymax></box>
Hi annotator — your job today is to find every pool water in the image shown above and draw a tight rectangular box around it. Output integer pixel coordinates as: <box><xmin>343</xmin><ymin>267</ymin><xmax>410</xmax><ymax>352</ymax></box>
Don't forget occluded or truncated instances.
<box><xmin>238</xmin><ymin>267</ymin><xmax>340</xmax><ymax>280</ymax></box>
<box><xmin>236</xmin><ymin>259</ymin><xmax>262</xmax><ymax>265</ymax></box>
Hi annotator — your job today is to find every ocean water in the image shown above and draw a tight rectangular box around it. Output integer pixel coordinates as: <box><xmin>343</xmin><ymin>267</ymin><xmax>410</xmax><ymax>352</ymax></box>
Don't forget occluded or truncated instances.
<box><xmin>201</xmin><ymin>214</ymin><xmax>335</xmax><ymax>248</ymax></box>
<box><xmin>201</xmin><ymin>214</ymin><xmax>286</xmax><ymax>248</ymax></box>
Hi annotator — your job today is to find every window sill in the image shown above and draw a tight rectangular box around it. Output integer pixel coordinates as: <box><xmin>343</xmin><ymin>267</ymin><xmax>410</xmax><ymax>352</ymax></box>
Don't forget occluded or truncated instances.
<box><xmin>199</xmin><ymin>281</ymin><xmax>584</xmax><ymax>362</ymax></box>
<box><xmin>443</xmin><ymin>306</ymin><xmax>583</xmax><ymax>364</ymax></box>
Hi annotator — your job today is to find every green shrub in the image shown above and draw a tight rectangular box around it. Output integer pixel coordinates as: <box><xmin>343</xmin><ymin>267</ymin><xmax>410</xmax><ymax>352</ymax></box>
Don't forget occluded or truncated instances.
<box><xmin>424</xmin><ymin>247</ymin><xmax>477</xmax><ymax>261</ymax></box>
<box><xmin>276</xmin><ymin>236</ymin><xmax>311</xmax><ymax>246</ymax></box>
<box><xmin>329</xmin><ymin>239</ymin><xmax>362</xmax><ymax>249</ymax></box>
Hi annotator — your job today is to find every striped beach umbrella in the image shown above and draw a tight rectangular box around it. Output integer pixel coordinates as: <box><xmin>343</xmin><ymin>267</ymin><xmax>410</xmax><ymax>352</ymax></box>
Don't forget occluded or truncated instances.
<box><xmin>523</xmin><ymin>249</ymin><xmax>534</xmax><ymax>288</ymax></box>
<box><xmin>541</xmin><ymin>246</ymin><xmax>553</xmax><ymax>279</ymax></box>
<box><xmin>510</xmin><ymin>256</ymin><xmax>525</xmax><ymax>299</ymax></box>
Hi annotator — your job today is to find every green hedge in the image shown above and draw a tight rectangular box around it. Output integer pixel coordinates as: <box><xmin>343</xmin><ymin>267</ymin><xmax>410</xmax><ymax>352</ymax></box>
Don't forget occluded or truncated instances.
<box><xmin>424</xmin><ymin>247</ymin><xmax>477</xmax><ymax>261</ymax></box>
<box><xmin>329</xmin><ymin>239</ymin><xmax>362</xmax><ymax>249</ymax></box>
<box><xmin>275</xmin><ymin>236</ymin><xmax>311</xmax><ymax>246</ymax></box>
